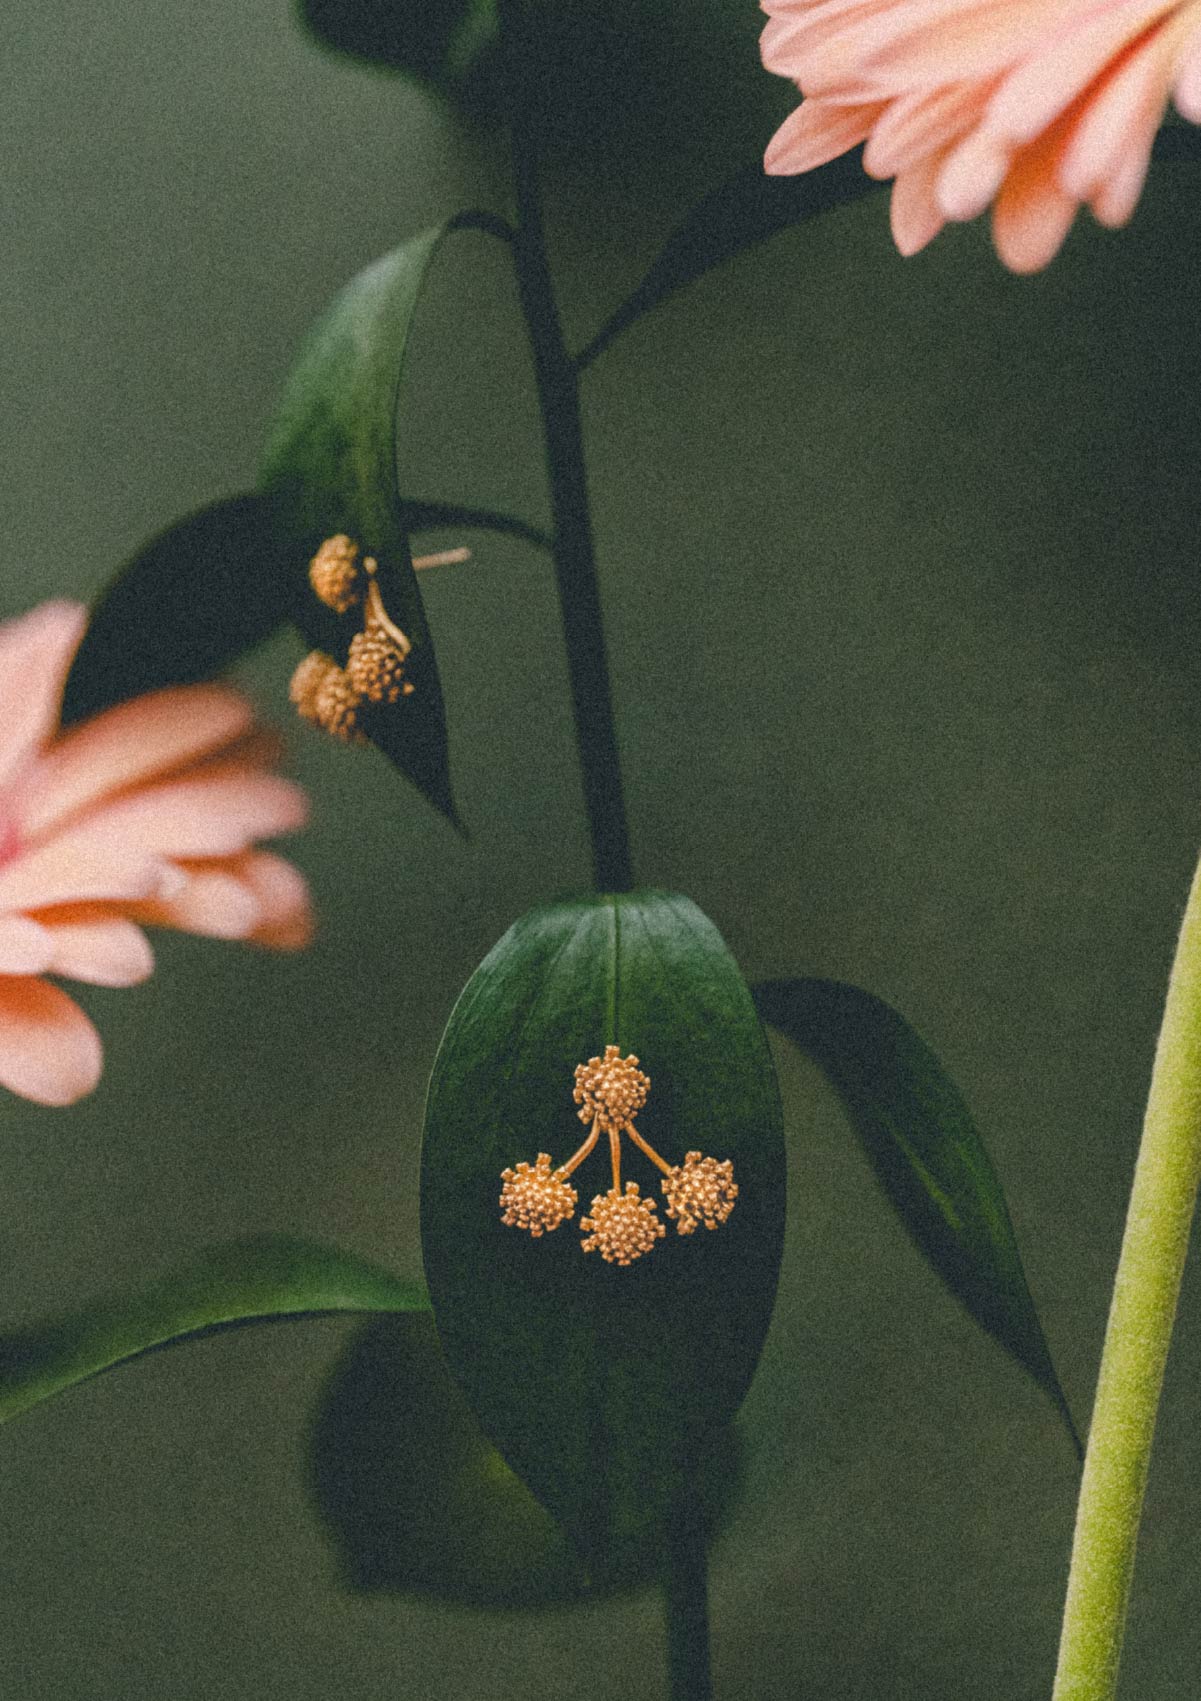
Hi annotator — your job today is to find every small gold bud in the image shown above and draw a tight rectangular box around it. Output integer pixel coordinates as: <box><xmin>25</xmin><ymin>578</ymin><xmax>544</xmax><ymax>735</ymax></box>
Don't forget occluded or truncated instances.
<box><xmin>309</xmin><ymin>534</ymin><xmax>362</xmax><ymax>614</ymax></box>
<box><xmin>580</xmin><ymin>1181</ymin><xmax>665</xmax><ymax>1265</ymax></box>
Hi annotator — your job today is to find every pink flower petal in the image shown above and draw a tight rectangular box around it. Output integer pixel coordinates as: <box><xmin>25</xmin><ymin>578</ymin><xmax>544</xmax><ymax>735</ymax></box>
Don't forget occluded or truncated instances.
<box><xmin>0</xmin><ymin>603</ymin><xmax>87</xmax><ymax>793</ymax></box>
<box><xmin>20</xmin><ymin>683</ymin><xmax>255</xmax><ymax>840</ymax></box>
<box><xmin>859</xmin><ymin>0</ymin><xmax>1087</xmax><ymax>90</ymax></box>
<box><xmin>0</xmin><ymin>836</ymin><xmax>182</xmax><ymax>912</ymax></box>
<box><xmin>43</xmin><ymin>916</ymin><xmax>155</xmax><ymax>987</ymax></box>
<box><xmin>765</xmin><ymin>97</ymin><xmax>886</xmax><ymax>172</ymax></box>
<box><xmin>863</xmin><ymin>81</ymin><xmax>987</xmax><ymax>178</ymax></box>
<box><xmin>1061</xmin><ymin>21</ymin><xmax>1180</xmax><ymax>211</ymax></box>
<box><xmin>0</xmin><ymin>916</ymin><xmax>54</xmax><ymax>976</ymax></box>
<box><xmin>0</xmin><ymin>976</ymin><xmax>102</xmax><ymax>1105</ymax></box>
<box><xmin>231</xmin><ymin>851</ymin><xmax>314</xmax><ymax>950</ymax></box>
<box><xmin>1172</xmin><ymin>12</ymin><xmax>1201</xmax><ymax>115</ymax></box>
<box><xmin>131</xmin><ymin>865</ymin><xmax>264</xmax><ymax>940</ymax></box>
<box><xmin>890</xmin><ymin>151</ymin><xmax>951</xmax><ymax>252</ymax></box>
<box><xmin>984</xmin><ymin>0</ymin><xmax>1179</xmax><ymax>146</ymax></box>
<box><xmin>60</xmin><ymin>767</ymin><xmax>309</xmax><ymax>860</ymax></box>
<box><xmin>938</xmin><ymin>127</ymin><xmax>1013</xmax><ymax>220</ymax></box>
<box><xmin>992</xmin><ymin>129</ymin><xmax>1081</xmax><ymax>272</ymax></box>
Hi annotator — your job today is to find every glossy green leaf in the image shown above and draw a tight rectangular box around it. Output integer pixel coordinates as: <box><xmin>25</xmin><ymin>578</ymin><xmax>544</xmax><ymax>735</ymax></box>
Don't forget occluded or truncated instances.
<box><xmin>577</xmin><ymin>153</ymin><xmax>881</xmax><ymax>367</ymax></box>
<box><xmin>61</xmin><ymin>493</ymin><xmax>296</xmax><ymax>728</ymax></box>
<box><xmin>754</xmin><ymin>978</ymin><xmax>1080</xmax><ymax>1454</ymax></box>
<box><xmin>421</xmin><ymin>890</ymin><xmax>785</xmax><ymax>1574</ymax></box>
<box><xmin>309</xmin><ymin>1313</ymin><xmax>742</xmax><ymax>1604</ymax></box>
<box><xmin>260</xmin><ymin>222</ymin><xmax>497</xmax><ymax>824</ymax></box>
<box><xmin>0</xmin><ymin>1235</ymin><xmax>427</xmax><ymax>1425</ymax></box>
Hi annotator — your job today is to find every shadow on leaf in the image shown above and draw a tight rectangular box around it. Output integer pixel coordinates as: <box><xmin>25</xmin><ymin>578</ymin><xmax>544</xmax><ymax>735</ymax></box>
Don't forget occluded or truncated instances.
<box><xmin>308</xmin><ymin>1312</ymin><xmax>742</xmax><ymax>1606</ymax></box>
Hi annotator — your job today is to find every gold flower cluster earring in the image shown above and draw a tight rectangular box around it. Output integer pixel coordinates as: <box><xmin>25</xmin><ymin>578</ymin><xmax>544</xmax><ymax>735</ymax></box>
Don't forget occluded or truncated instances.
<box><xmin>289</xmin><ymin>534</ymin><xmax>467</xmax><ymax>742</ymax></box>
<box><xmin>499</xmin><ymin>1045</ymin><xmax>738</xmax><ymax>1266</ymax></box>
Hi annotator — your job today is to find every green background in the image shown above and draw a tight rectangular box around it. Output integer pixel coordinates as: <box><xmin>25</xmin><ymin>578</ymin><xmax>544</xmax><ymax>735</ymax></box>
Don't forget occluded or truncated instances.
<box><xmin>5</xmin><ymin>2</ymin><xmax>1201</xmax><ymax>1696</ymax></box>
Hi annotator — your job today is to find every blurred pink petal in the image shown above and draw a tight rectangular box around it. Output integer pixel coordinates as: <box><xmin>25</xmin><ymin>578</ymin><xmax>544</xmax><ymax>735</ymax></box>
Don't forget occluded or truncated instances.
<box><xmin>0</xmin><ymin>600</ymin><xmax>313</xmax><ymax>1106</ymax></box>
<box><xmin>233</xmin><ymin>851</ymin><xmax>314</xmax><ymax>950</ymax></box>
<box><xmin>131</xmin><ymin>866</ymin><xmax>264</xmax><ymax>940</ymax></box>
<box><xmin>42</xmin><ymin>916</ymin><xmax>155</xmax><ymax>987</ymax></box>
<box><xmin>890</xmin><ymin>151</ymin><xmax>951</xmax><ymax>252</ymax></box>
<box><xmin>0</xmin><ymin>603</ymin><xmax>87</xmax><ymax>793</ymax></box>
<box><xmin>20</xmin><ymin>683</ymin><xmax>254</xmax><ymax>839</ymax></box>
<box><xmin>0</xmin><ymin>977</ymin><xmax>102</xmax><ymax>1106</ymax></box>
<box><xmin>0</xmin><ymin>917</ymin><xmax>55</xmax><ymax>977</ymax></box>
<box><xmin>761</xmin><ymin>0</ymin><xmax>1201</xmax><ymax>271</ymax></box>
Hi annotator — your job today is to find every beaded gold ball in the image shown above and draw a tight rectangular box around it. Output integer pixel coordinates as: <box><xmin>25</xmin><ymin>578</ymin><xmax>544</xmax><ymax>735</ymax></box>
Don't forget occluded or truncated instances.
<box><xmin>573</xmin><ymin>1045</ymin><xmax>650</xmax><ymax>1133</ymax></box>
<box><xmin>662</xmin><ymin>1151</ymin><xmax>738</xmax><ymax>1235</ymax></box>
<box><xmin>499</xmin><ymin>1153</ymin><xmax>578</xmax><ymax>1236</ymax></box>
<box><xmin>309</xmin><ymin>534</ymin><xmax>362</xmax><ymax>614</ymax></box>
<box><xmin>347</xmin><ymin>629</ymin><xmax>413</xmax><ymax>705</ymax></box>
<box><xmin>580</xmin><ymin>1181</ymin><xmax>666</xmax><ymax>1265</ymax></box>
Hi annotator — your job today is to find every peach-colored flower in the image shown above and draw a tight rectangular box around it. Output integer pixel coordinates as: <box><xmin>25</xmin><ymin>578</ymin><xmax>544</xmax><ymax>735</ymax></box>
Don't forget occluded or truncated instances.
<box><xmin>0</xmin><ymin>600</ymin><xmax>312</xmax><ymax>1106</ymax></box>
<box><xmin>761</xmin><ymin>0</ymin><xmax>1201</xmax><ymax>271</ymax></box>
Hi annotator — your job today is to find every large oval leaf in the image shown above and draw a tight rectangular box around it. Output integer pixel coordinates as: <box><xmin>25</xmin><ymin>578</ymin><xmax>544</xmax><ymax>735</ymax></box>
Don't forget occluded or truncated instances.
<box><xmin>309</xmin><ymin>1312</ymin><xmax>742</xmax><ymax>1605</ymax></box>
<box><xmin>754</xmin><ymin>978</ymin><xmax>1079</xmax><ymax>1454</ymax></box>
<box><xmin>0</xmin><ymin>1235</ymin><xmax>426</xmax><ymax>1424</ymax></box>
<box><xmin>420</xmin><ymin>890</ymin><xmax>785</xmax><ymax>1575</ymax></box>
<box><xmin>61</xmin><ymin>493</ymin><xmax>296</xmax><ymax>727</ymax></box>
<box><xmin>259</xmin><ymin>224</ymin><xmax>488</xmax><ymax>824</ymax></box>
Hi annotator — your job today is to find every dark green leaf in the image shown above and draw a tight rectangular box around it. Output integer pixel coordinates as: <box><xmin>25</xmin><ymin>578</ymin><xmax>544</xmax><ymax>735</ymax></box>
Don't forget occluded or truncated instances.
<box><xmin>0</xmin><ymin>1235</ymin><xmax>427</xmax><ymax>1424</ymax></box>
<box><xmin>754</xmin><ymin>978</ymin><xmax>1079</xmax><ymax>1455</ymax></box>
<box><xmin>61</xmin><ymin>493</ymin><xmax>296</xmax><ymax>728</ymax></box>
<box><xmin>421</xmin><ymin>890</ymin><xmax>785</xmax><ymax>1574</ymax></box>
<box><xmin>577</xmin><ymin>153</ymin><xmax>881</xmax><ymax>367</ymax></box>
<box><xmin>297</xmin><ymin>0</ymin><xmax>498</xmax><ymax>94</ymax></box>
<box><xmin>309</xmin><ymin>1312</ymin><xmax>742</xmax><ymax>1604</ymax></box>
<box><xmin>260</xmin><ymin>222</ymin><xmax>496</xmax><ymax>824</ymax></box>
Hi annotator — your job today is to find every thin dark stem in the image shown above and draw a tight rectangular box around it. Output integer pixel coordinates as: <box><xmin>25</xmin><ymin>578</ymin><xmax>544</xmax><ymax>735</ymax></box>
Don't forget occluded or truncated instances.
<box><xmin>663</xmin><ymin>1483</ymin><xmax>714</xmax><ymax>1701</ymax></box>
<box><xmin>497</xmin><ymin>0</ymin><xmax>634</xmax><ymax>894</ymax></box>
<box><xmin>402</xmin><ymin>498</ymin><xmax>553</xmax><ymax>554</ymax></box>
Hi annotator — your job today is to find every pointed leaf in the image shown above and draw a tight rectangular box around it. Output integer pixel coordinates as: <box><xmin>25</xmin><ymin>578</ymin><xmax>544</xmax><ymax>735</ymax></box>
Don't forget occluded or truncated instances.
<box><xmin>61</xmin><ymin>493</ymin><xmax>296</xmax><ymax>727</ymax></box>
<box><xmin>577</xmin><ymin>153</ymin><xmax>881</xmax><ymax>368</ymax></box>
<box><xmin>754</xmin><ymin>977</ymin><xmax>1079</xmax><ymax>1453</ymax></box>
<box><xmin>0</xmin><ymin>1235</ymin><xmax>427</xmax><ymax>1425</ymax></box>
<box><xmin>260</xmin><ymin>222</ymin><xmax>493</xmax><ymax>824</ymax></box>
<box><xmin>309</xmin><ymin>1313</ymin><xmax>743</xmax><ymax>1604</ymax></box>
<box><xmin>421</xmin><ymin>890</ymin><xmax>785</xmax><ymax>1574</ymax></box>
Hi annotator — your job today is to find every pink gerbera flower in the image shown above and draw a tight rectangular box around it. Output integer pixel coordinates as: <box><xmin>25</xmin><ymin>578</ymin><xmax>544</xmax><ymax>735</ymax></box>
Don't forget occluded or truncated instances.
<box><xmin>761</xmin><ymin>0</ymin><xmax>1201</xmax><ymax>271</ymax></box>
<box><xmin>0</xmin><ymin>600</ymin><xmax>312</xmax><ymax>1106</ymax></box>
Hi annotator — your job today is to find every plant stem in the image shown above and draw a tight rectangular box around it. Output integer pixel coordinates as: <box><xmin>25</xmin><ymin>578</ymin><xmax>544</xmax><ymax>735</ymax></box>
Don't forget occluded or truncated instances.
<box><xmin>1052</xmin><ymin>847</ymin><xmax>1201</xmax><ymax>1700</ymax></box>
<box><xmin>663</xmin><ymin>1483</ymin><xmax>714</xmax><ymax>1701</ymax></box>
<box><xmin>497</xmin><ymin>0</ymin><xmax>634</xmax><ymax>894</ymax></box>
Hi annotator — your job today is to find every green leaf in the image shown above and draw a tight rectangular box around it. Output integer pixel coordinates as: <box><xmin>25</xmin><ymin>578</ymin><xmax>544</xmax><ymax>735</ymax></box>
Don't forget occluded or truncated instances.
<box><xmin>577</xmin><ymin>153</ymin><xmax>882</xmax><ymax>367</ymax></box>
<box><xmin>309</xmin><ymin>1313</ymin><xmax>742</xmax><ymax>1604</ymax></box>
<box><xmin>297</xmin><ymin>0</ymin><xmax>498</xmax><ymax>93</ymax></box>
<box><xmin>0</xmin><ymin>1235</ymin><xmax>427</xmax><ymax>1425</ymax></box>
<box><xmin>260</xmin><ymin>222</ymin><xmax>496</xmax><ymax>825</ymax></box>
<box><xmin>61</xmin><ymin>493</ymin><xmax>296</xmax><ymax>728</ymax></box>
<box><xmin>754</xmin><ymin>978</ymin><xmax>1080</xmax><ymax>1455</ymax></box>
<box><xmin>421</xmin><ymin>890</ymin><xmax>785</xmax><ymax>1574</ymax></box>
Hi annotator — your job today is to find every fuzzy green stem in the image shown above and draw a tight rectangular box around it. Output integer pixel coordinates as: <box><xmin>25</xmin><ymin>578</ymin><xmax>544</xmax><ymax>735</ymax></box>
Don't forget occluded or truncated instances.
<box><xmin>663</xmin><ymin>1483</ymin><xmax>713</xmax><ymax>1701</ymax></box>
<box><xmin>497</xmin><ymin>0</ymin><xmax>633</xmax><ymax>894</ymax></box>
<box><xmin>1052</xmin><ymin>848</ymin><xmax>1201</xmax><ymax>1700</ymax></box>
